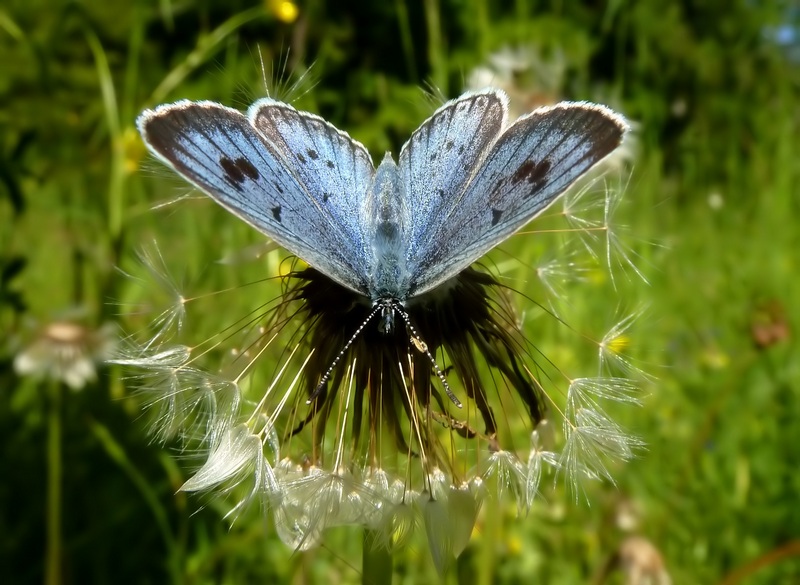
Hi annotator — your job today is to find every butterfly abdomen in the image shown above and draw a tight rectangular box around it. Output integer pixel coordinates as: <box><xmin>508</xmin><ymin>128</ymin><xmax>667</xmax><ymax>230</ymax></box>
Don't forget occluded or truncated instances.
<box><xmin>367</xmin><ymin>154</ymin><xmax>412</xmax><ymax>303</ymax></box>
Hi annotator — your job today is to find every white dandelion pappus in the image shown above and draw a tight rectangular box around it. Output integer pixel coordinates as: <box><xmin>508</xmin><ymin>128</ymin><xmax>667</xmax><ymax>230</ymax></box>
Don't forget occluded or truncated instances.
<box><xmin>136</xmin><ymin>88</ymin><xmax>630</xmax><ymax>564</ymax></box>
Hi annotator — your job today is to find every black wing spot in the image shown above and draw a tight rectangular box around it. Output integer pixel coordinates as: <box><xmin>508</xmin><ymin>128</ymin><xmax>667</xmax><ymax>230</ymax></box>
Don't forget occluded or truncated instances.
<box><xmin>271</xmin><ymin>205</ymin><xmax>282</xmax><ymax>222</ymax></box>
<box><xmin>458</xmin><ymin>144</ymin><xmax>465</xmax><ymax>155</ymax></box>
<box><xmin>437</xmin><ymin>188</ymin><xmax>445</xmax><ymax>198</ymax></box>
<box><xmin>296</xmin><ymin>152</ymin><xmax>307</xmax><ymax>164</ymax></box>
<box><xmin>511</xmin><ymin>158</ymin><xmax>552</xmax><ymax>193</ymax></box>
<box><xmin>325</xmin><ymin>160</ymin><xmax>335</xmax><ymax>169</ymax></box>
<box><xmin>238</xmin><ymin>158</ymin><xmax>259</xmax><ymax>180</ymax></box>
<box><xmin>220</xmin><ymin>156</ymin><xmax>259</xmax><ymax>187</ymax></box>
<box><xmin>323</xmin><ymin>193</ymin><xmax>331</xmax><ymax>202</ymax></box>
<box><xmin>307</xmin><ymin>148</ymin><xmax>319</xmax><ymax>160</ymax></box>
<box><xmin>445</xmin><ymin>140</ymin><xmax>454</xmax><ymax>151</ymax></box>
<box><xmin>220</xmin><ymin>158</ymin><xmax>241</xmax><ymax>183</ymax></box>
<box><xmin>430</xmin><ymin>151</ymin><xmax>438</xmax><ymax>162</ymax></box>
<box><xmin>491</xmin><ymin>208</ymin><xmax>503</xmax><ymax>226</ymax></box>
<box><xmin>273</xmin><ymin>181</ymin><xmax>284</xmax><ymax>194</ymax></box>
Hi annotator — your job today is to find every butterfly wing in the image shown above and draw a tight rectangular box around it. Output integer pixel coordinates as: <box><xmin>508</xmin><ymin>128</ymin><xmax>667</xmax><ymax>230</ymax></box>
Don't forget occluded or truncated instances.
<box><xmin>406</xmin><ymin>101</ymin><xmax>629</xmax><ymax>296</ymax></box>
<box><xmin>398</xmin><ymin>89</ymin><xmax>507</xmax><ymax>262</ymax></box>
<box><xmin>137</xmin><ymin>100</ymin><xmax>375</xmax><ymax>296</ymax></box>
<box><xmin>249</xmin><ymin>98</ymin><xmax>377</xmax><ymax>264</ymax></box>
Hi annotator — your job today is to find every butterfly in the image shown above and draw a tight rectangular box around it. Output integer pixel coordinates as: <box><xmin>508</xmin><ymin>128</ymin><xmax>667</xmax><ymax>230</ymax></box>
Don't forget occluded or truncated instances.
<box><xmin>135</xmin><ymin>89</ymin><xmax>631</xmax><ymax>563</ymax></box>
<box><xmin>138</xmin><ymin>88</ymin><xmax>626</xmax><ymax>316</ymax></box>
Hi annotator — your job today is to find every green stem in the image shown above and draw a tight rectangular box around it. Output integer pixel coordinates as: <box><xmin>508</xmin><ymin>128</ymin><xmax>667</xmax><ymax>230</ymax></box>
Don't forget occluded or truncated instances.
<box><xmin>45</xmin><ymin>379</ymin><xmax>63</xmax><ymax>585</ymax></box>
<box><xmin>394</xmin><ymin>0</ymin><xmax>417</xmax><ymax>81</ymax></box>
<box><xmin>88</xmin><ymin>420</ymin><xmax>181</xmax><ymax>582</ymax></box>
<box><xmin>362</xmin><ymin>529</ymin><xmax>392</xmax><ymax>585</ymax></box>
<box><xmin>423</xmin><ymin>0</ymin><xmax>446</xmax><ymax>93</ymax></box>
<box><xmin>86</xmin><ymin>28</ymin><xmax>124</xmax><ymax>242</ymax></box>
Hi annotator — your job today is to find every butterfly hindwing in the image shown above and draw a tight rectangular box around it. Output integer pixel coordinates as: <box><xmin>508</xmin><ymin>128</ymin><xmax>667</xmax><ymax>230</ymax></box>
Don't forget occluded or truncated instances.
<box><xmin>407</xmin><ymin>102</ymin><xmax>628</xmax><ymax>296</ymax></box>
<box><xmin>137</xmin><ymin>101</ymin><xmax>374</xmax><ymax>296</ymax></box>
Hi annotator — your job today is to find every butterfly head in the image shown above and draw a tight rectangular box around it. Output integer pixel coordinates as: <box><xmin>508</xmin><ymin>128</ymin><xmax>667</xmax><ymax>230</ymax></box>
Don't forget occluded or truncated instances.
<box><xmin>376</xmin><ymin>298</ymin><xmax>401</xmax><ymax>335</ymax></box>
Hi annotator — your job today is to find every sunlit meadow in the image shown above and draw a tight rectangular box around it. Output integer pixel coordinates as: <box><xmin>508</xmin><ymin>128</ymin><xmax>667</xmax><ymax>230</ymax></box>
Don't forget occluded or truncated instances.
<box><xmin>2</xmin><ymin>1</ymin><xmax>798</xmax><ymax>584</ymax></box>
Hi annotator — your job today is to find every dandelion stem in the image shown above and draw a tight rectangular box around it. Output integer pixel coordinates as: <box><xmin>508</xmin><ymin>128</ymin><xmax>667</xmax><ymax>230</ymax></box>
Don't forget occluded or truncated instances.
<box><xmin>423</xmin><ymin>0</ymin><xmax>445</xmax><ymax>92</ymax></box>
<box><xmin>86</xmin><ymin>28</ymin><xmax>124</xmax><ymax>242</ymax></box>
<box><xmin>88</xmin><ymin>420</ymin><xmax>180</xmax><ymax>579</ymax></box>
<box><xmin>45</xmin><ymin>379</ymin><xmax>63</xmax><ymax>585</ymax></box>
<box><xmin>362</xmin><ymin>529</ymin><xmax>393</xmax><ymax>585</ymax></box>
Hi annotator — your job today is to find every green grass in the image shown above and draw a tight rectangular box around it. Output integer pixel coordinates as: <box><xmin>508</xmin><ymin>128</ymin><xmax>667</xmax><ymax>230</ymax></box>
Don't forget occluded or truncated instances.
<box><xmin>2</xmin><ymin>1</ymin><xmax>799</xmax><ymax>583</ymax></box>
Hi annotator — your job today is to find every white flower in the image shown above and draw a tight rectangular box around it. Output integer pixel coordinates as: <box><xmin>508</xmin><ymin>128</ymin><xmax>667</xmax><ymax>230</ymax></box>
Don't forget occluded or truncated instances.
<box><xmin>14</xmin><ymin>321</ymin><xmax>116</xmax><ymax>390</ymax></box>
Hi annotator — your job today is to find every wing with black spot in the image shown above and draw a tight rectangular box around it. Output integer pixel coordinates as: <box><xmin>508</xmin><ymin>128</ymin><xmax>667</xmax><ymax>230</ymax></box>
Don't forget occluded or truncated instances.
<box><xmin>250</xmin><ymin>98</ymin><xmax>376</xmax><ymax>260</ymax></box>
<box><xmin>397</xmin><ymin>89</ymin><xmax>507</xmax><ymax>263</ymax></box>
<box><xmin>407</xmin><ymin>102</ymin><xmax>629</xmax><ymax>297</ymax></box>
<box><xmin>137</xmin><ymin>100</ymin><xmax>375</xmax><ymax>296</ymax></box>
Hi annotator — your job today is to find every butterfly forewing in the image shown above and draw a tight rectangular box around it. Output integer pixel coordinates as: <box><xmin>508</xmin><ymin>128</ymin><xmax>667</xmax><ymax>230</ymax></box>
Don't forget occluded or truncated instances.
<box><xmin>407</xmin><ymin>102</ymin><xmax>628</xmax><ymax>296</ymax></box>
<box><xmin>250</xmin><ymin>99</ymin><xmax>375</xmax><ymax>266</ymax></box>
<box><xmin>398</xmin><ymin>90</ymin><xmax>507</xmax><ymax>260</ymax></box>
<box><xmin>137</xmin><ymin>101</ymin><xmax>373</xmax><ymax>296</ymax></box>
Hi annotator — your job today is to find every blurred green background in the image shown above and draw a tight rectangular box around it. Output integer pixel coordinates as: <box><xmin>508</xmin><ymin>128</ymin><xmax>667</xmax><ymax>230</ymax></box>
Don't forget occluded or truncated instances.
<box><xmin>2</xmin><ymin>0</ymin><xmax>799</xmax><ymax>583</ymax></box>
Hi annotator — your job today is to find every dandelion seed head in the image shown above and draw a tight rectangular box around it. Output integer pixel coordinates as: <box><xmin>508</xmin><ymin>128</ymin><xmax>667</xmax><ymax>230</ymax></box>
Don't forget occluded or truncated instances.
<box><xmin>116</xmin><ymin>225</ymin><xmax>648</xmax><ymax>565</ymax></box>
<box><xmin>116</xmin><ymin>243</ymin><xmax>648</xmax><ymax>557</ymax></box>
<box><xmin>613</xmin><ymin>536</ymin><xmax>673</xmax><ymax>585</ymax></box>
<box><xmin>14</xmin><ymin>320</ymin><xmax>116</xmax><ymax>390</ymax></box>
<box><xmin>465</xmin><ymin>45</ymin><xmax>566</xmax><ymax>118</ymax></box>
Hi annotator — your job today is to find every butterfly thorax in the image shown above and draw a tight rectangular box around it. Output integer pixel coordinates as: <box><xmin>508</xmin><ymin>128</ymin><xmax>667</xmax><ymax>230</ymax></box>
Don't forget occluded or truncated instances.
<box><xmin>366</xmin><ymin>154</ymin><xmax>412</xmax><ymax>307</ymax></box>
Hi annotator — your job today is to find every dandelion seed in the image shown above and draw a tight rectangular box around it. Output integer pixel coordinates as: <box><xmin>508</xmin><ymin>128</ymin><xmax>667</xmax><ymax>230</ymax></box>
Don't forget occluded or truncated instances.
<box><xmin>116</xmin><ymin>245</ymin><xmax>188</xmax><ymax>348</ymax></box>
<box><xmin>602</xmin><ymin>181</ymin><xmax>651</xmax><ymax>284</ymax></box>
<box><xmin>534</xmin><ymin>251</ymin><xmax>592</xmax><ymax>302</ymax></box>
<box><xmin>111</xmin><ymin>343</ymin><xmax>241</xmax><ymax>443</ymax></box>
<box><xmin>598</xmin><ymin>311</ymin><xmax>653</xmax><ymax>379</ymax></box>
<box><xmin>568</xmin><ymin>377</ymin><xmax>642</xmax><ymax>406</ymax></box>
<box><xmin>112</xmin><ymin>343</ymin><xmax>192</xmax><ymax>369</ymax></box>
<box><xmin>560</xmin><ymin>386</ymin><xmax>645</xmax><ymax>493</ymax></box>
<box><xmin>181</xmin><ymin>423</ymin><xmax>270</xmax><ymax>492</ymax></box>
<box><xmin>483</xmin><ymin>450</ymin><xmax>530</xmax><ymax>515</ymax></box>
<box><xmin>526</xmin><ymin>422</ymin><xmax>559</xmax><ymax>507</ymax></box>
<box><xmin>446</xmin><ymin>481</ymin><xmax>483</xmax><ymax>557</ymax></box>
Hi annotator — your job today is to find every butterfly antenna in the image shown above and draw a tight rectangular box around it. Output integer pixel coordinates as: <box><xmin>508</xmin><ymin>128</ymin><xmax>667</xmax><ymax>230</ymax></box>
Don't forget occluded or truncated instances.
<box><xmin>306</xmin><ymin>304</ymin><xmax>384</xmax><ymax>404</ymax></box>
<box><xmin>395</xmin><ymin>304</ymin><xmax>463</xmax><ymax>409</ymax></box>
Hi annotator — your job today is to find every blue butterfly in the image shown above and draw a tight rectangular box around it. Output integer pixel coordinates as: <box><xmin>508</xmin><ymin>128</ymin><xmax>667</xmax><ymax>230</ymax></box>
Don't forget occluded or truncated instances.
<box><xmin>137</xmin><ymin>89</ymin><xmax>627</xmax><ymax>336</ymax></box>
